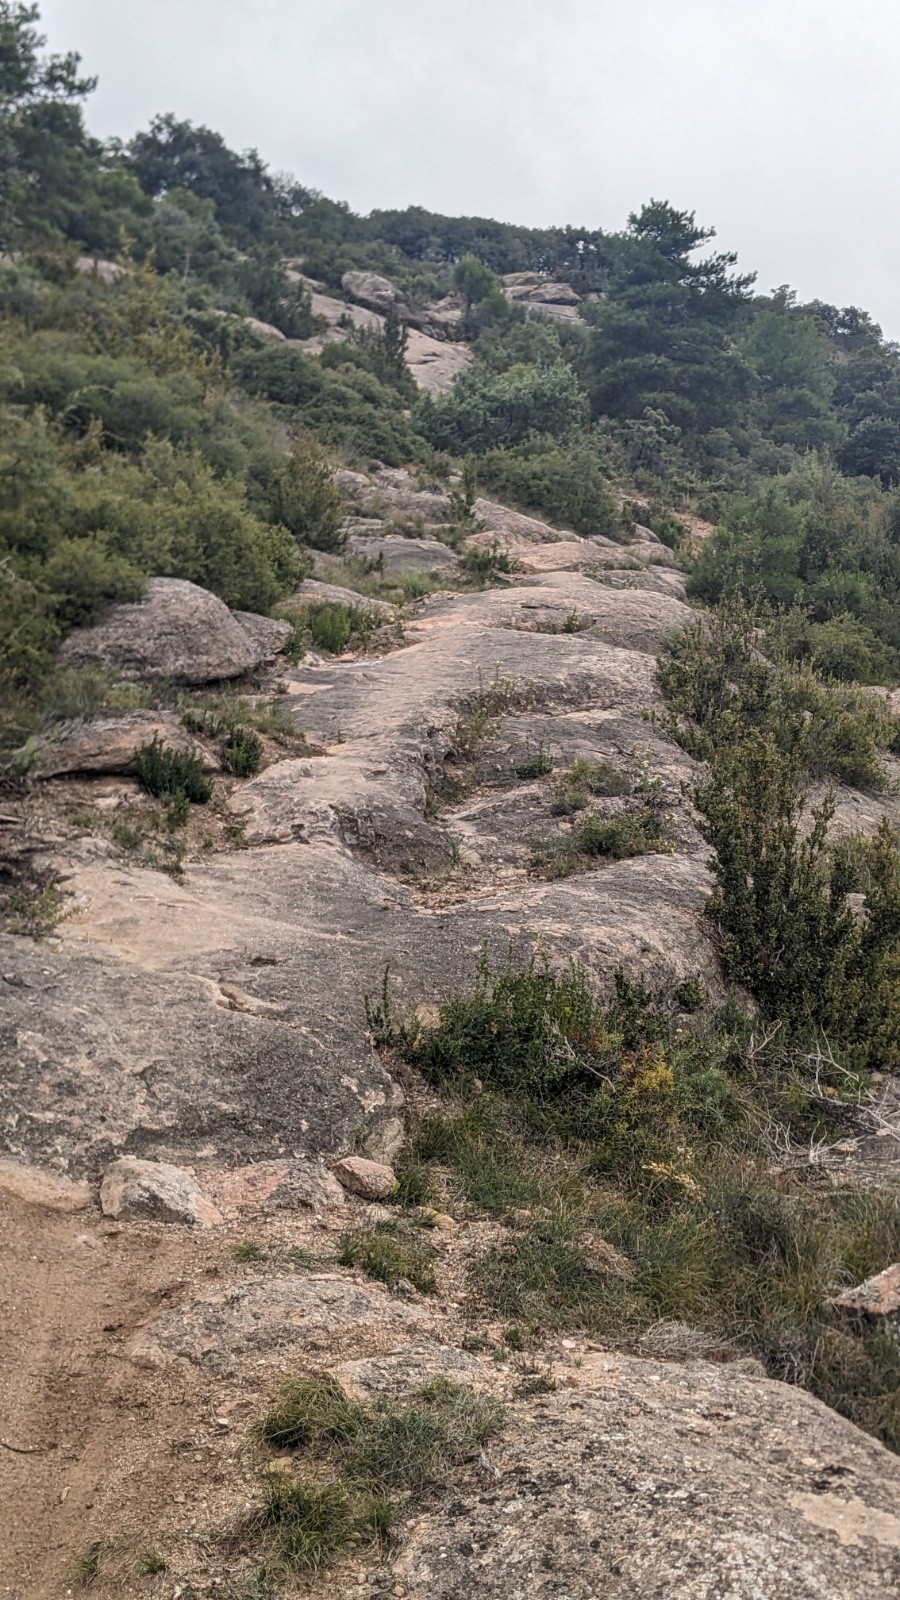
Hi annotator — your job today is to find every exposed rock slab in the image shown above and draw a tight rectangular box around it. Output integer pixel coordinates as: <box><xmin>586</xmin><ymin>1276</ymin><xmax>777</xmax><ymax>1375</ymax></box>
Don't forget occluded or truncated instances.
<box><xmin>29</xmin><ymin>711</ymin><xmax>217</xmax><ymax>779</ymax></box>
<box><xmin>133</xmin><ymin>1273</ymin><xmax>431</xmax><ymax>1366</ymax></box>
<box><xmin>391</xmin><ymin>1352</ymin><xmax>900</xmax><ymax>1600</ymax></box>
<box><xmin>829</xmin><ymin>1263</ymin><xmax>900</xmax><ymax>1323</ymax></box>
<box><xmin>0</xmin><ymin>1158</ymin><xmax>91</xmax><ymax>1212</ymax></box>
<box><xmin>57</xmin><ymin>578</ymin><xmax>275</xmax><ymax>684</ymax></box>
<box><xmin>405</xmin><ymin>327</ymin><xmax>473</xmax><ymax>394</ymax></box>
<box><xmin>287</xmin><ymin>578</ymin><xmax>395</xmax><ymax>618</ymax></box>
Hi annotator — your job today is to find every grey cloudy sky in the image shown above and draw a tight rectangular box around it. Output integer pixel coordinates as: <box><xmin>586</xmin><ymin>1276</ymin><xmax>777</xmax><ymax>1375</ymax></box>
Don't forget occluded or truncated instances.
<box><xmin>39</xmin><ymin>0</ymin><xmax>900</xmax><ymax>334</ymax></box>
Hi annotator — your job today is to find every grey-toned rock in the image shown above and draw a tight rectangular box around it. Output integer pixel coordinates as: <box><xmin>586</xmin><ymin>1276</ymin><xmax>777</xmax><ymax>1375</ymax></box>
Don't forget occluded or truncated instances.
<box><xmin>29</xmin><ymin>711</ymin><xmax>218</xmax><ymax>779</ymax></box>
<box><xmin>99</xmin><ymin>1157</ymin><xmax>223</xmax><ymax>1226</ymax></box>
<box><xmin>332</xmin><ymin>1155</ymin><xmax>396</xmax><ymax>1199</ymax></box>
<box><xmin>198</xmin><ymin>1157</ymin><xmax>348</xmax><ymax>1218</ymax></box>
<box><xmin>391</xmin><ymin>1352</ymin><xmax>900</xmax><ymax>1600</ymax></box>
<box><xmin>341</xmin><ymin>269</ymin><xmax>404</xmax><ymax>315</ymax></box>
<box><xmin>332</xmin><ymin>1343</ymin><xmax>488</xmax><ymax>1401</ymax></box>
<box><xmin>57</xmin><ymin>578</ymin><xmax>275</xmax><ymax>684</ymax></box>
<box><xmin>405</xmin><ymin>328</ymin><xmax>473</xmax><ymax>394</ymax></box>
<box><xmin>75</xmin><ymin>256</ymin><xmax>125</xmax><ymax>285</ymax></box>
<box><xmin>134</xmin><ymin>1273</ymin><xmax>431</xmax><ymax>1366</ymax></box>
<box><xmin>288</xmin><ymin>579</ymin><xmax>395</xmax><ymax>619</ymax></box>
<box><xmin>345</xmin><ymin>533</ymin><xmax>458</xmax><ymax>575</ymax></box>
<box><xmin>230</xmin><ymin>611</ymin><xmax>291</xmax><ymax>660</ymax></box>
<box><xmin>503</xmin><ymin>270</ymin><xmax>582</xmax><ymax>306</ymax></box>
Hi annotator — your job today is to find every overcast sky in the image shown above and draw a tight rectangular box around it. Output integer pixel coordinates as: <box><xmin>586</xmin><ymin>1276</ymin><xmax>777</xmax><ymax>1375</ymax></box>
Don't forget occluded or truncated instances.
<box><xmin>39</xmin><ymin>0</ymin><xmax>900</xmax><ymax>335</ymax></box>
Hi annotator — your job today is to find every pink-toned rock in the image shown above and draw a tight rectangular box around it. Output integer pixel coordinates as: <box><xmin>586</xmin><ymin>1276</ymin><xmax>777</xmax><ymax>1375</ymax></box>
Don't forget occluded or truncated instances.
<box><xmin>332</xmin><ymin>1156</ymin><xmax>396</xmax><ymax>1201</ymax></box>
<box><xmin>829</xmin><ymin>1263</ymin><xmax>900</xmax><ymax>1322</ymax></box>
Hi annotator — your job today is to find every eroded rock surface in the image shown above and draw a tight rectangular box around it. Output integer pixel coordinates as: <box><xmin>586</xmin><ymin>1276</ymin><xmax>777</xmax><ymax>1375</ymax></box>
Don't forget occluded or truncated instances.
<box><xmin>392</xmin><ymin>1353</ymin><xmax>900</xmax><ymax>1600</ymax></box>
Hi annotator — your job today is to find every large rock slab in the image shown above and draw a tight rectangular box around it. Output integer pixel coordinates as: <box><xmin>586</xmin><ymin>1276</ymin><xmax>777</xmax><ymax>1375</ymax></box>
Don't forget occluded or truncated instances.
<box><xmin>29</xmin><ymin>710</ymin><xmax>218</xmax><ymax>779</ymax></box>
<box><xmin>405</xmin><ymin>328</ymin><xmax>473</xmax><ymax>395</ymax></box>
<box><xmin>57</xmin><ymin>578</ymin><xmax>276</xmax><ymax>685</ymax></box>
<box><xmin>133</xmin><ymin>1273</ymin><xmax>432</xmax><ymax>1367</ymax></box>
<box><xmin>391</xmin><ymin>1352</ymin><xmax>900</xmax><ymax>1600</ymax></box>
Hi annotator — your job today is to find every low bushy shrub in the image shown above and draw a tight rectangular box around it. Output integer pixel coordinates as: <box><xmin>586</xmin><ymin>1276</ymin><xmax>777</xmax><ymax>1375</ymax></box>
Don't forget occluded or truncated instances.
<box><xmin>134</xmin><ymin>736</ymin><xmax>211</xmax><ymax>803</ymax></box>
<box><xmin>220</xmin><ymin>726</ymin><xmax>263</xmax><ymax>777</ymax></box>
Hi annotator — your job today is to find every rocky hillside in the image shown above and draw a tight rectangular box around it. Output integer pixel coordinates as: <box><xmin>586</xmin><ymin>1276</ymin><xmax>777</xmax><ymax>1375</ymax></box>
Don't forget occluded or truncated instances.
<box><xmin>2</xmin><ymin>473</ymin><xmax>899</xmax><ymax>1598</ymax></box>
<box><xmin>3</xmin><ymin>8</ymin><xmax>900</xmax><ymax>1592</ymax></box>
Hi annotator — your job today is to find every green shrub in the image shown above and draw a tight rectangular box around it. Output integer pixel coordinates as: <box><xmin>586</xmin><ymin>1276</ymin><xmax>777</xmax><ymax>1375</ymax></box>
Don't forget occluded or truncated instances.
<box><xmin>220</xmin><ymin>726</ymin><xmax>263</xmax><ymax>777</ymax></box>
<box><xmin>134</xmin><ymin>736</ymin><xmax>211</xmax><ymax>803</ymax></box>
<box><xmin>338</xmin><ymin>1225</ymin><xmax>437</xmax><ymax>1294</ymax></box>
<box><xmin>515</xmin><ymin>742</ymin><xmax>554</xmax><ymax>779</ymax></box>
<box><xmin>413</xmin><ymin>359</ymin><xmax>585</xmax><ymax>455</ymax></box>
<box><xmin>263</xmin><ymin>436</ymin><xmax>344</xmax><ymax>553</ymax></box>
<box><xmin>477</xmin><ymin>439</ymin><xmax>619</xmax><ymax>536</ymax></box>
<box><xmin>551</xmin><ymin>759</ymin><xmax>630</xmax><ymax>813</ymax></box>
<box><xmin>459</xmin><ymin>542</ymin><xmax>514</xmax><ymax>584</ymax></box>
<box><xmin>575</xmin><ymin>807</ymin><xmax>667</xmax><ymax>860</ymax></box>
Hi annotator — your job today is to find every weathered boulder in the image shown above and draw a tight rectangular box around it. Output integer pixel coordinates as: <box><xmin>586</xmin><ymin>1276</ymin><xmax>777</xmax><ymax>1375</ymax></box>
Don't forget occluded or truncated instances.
<box><xmin>99</xmin><ymin>1157</ymin><xmax>223</xmax><ymax>1226</ymax></box>
<box><xmin>345</xmin><ymin>533</ymin><xmax>458</xmax><ymax>575</ymax></box>
<box><xmin>29</xmin><ymin>710</ymin><xmax>218</xmax><ymax>779</ymax></box>
<box><xmin>57</xmin><ymin>578</ymin><xmax>276</xmax><ymax>684</ymax></box>
<box><xmin>74</xmin><ymin>255</ymin><xmax>125</xmax><ymax>285</ymax></box>
<box><xmin>390</xmin><ymin>1352</ymin><xmax>900</xmax><ymax>1600</ymax></box>
<box><xmin>332</xmin><ymin>1155</ymin><xmax>396</xmax><ymax>1200</ymax></box>
<box><xmin>341</xmin><ymin>269</ymin><xmax>404</xmax><ymax>315</ymax></box>
<box><xmin>405</xmin><ymin>327</ymin><xmax>474</xmax><ymax>394</ymax></box>
<box><xmin>503</xmin><ymin>270</ymin><xmax>582</xmax><ymax>306</ymax></box>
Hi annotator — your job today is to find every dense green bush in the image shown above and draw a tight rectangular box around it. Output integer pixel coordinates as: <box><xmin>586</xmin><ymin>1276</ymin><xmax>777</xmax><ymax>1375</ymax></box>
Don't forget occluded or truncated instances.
<box><xmin>219</xmin><ymin>726</ymin><xmax>262</xmax><ymax>777</ymax></box>
<box><xmin>476</xmin><ymin>439</ymin><xmax>619</xmax><ymax>535</ymax></box>
<box><xmin>413</xmin><ymin>360</ymin><xmax>585</xmax><ymax>454</ymax></box>
<box><xmin>134</xmin><ymin>736</ymin><xmax>211</xmax><ymax>804</ymax></box>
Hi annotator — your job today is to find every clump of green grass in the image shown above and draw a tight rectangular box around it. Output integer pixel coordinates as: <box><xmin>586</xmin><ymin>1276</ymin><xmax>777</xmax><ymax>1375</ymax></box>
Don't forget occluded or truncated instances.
<box><xmin>338</xmin><ymin>1224</ymin><xmax>437</xmax><ymax>1294</ymax></box>
<box><xmin>384</xmin><ymin>1157</ymin><xmax>436</xmax><ymax>1208</ymax></box>
<box><xmin>531</xmin><ymin>805</ymin><xmax>670</xmax><ymax>879</ymax></box>
<box><xmin>551</xmin><ymin>758</ymin><xmax>631</xmax><ymax>815</ymax></box>
<box><xmin>251</xmin><ymin>1376</ymin><xmax>506</xmax><ymax>1576</ymax></box>
<box><xmin>134</xmin><ymin>735</ymin><xmax>211</xmax><ymax>804</ymax></box>
<box><xmin>220</xmin><ymin>726</ymin><xmax>263</xmax><ymax>777</ymax></box>
<box><xmin>254</xmin><ymin>1475</ymin><xmax>389</xmax><ymax>1577</ymax></box>
<box><xmin>256</xmin><ymin>1375</ymin><xmax>362</xmax><ymax>1451</ymax></box>
<box><xmin>471</xmin><ymin>1204</ymin><xmax>639</xmax><ymax>1334</ymax></box>
<box><xmin>136</xmin><ymin>1550</ymin><xmax>167</xmax><ymax>1576</ymax></box>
